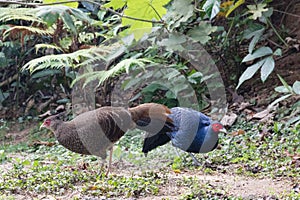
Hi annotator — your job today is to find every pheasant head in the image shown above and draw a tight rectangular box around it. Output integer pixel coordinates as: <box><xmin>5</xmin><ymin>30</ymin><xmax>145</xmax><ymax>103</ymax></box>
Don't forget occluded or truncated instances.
<box><xmin>210</xmin><ymin>122</ymin><xmax>227</xmax><ymax>134</ymax></box>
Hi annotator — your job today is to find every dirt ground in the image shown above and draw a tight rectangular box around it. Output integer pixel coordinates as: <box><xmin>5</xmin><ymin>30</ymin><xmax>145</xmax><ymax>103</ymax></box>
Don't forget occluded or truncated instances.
<box><xmin>146</xmin><ymin>173</ymin><xmax>293</xmax><ymax>199</ymax></box>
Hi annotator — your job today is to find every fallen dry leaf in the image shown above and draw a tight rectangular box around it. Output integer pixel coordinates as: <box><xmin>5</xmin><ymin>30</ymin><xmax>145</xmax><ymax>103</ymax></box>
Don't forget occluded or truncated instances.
<box><xmin>253</xmin><ymin>109</ymin><xmax>270</xmax><ymax>119</ymax></box>
<box><xmin>173</xmin><ymin>169</ymin><xmax>181</xmax><ymax>174</ymax></box>
<box><xmin>30</xmin><ymin>140</ymin><xmax>56</xmax><ymax>147</ymax></box>
<box><xmin>221</xmin><ymin>112</ymin><xmax>238</xmax><ymax>126</ymax></box>
<box><xmin>238</xmin><ymin>102</ymin><xmax>251</xmax><ymax>111</ymax></box>
<box><xmin>231</xmin><ymin>129</ymin><xmax>245</xmax><ymax>137</ymax></box>
<box><xmin>88</xmin><ymin>186</ymin><xmax>98</xmax><ymax>190</ymax></box>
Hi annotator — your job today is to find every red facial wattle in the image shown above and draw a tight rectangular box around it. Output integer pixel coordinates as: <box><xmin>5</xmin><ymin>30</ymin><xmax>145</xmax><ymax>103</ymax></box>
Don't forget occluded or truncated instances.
<box><xmin>44</xmin><ymin>119</ymin><xmax>51</xmax><ymax>127</ymax></box>
<box><xmin>212</xmin><ymin>124</ymin><xmax>223</xmax><ymax>132</ymax></box>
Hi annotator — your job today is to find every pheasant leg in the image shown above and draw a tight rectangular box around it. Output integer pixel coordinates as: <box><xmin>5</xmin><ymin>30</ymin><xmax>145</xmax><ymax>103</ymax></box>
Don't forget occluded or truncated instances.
<box><xmin>188</xmin><ymin>153</ymin><xmax>203</xmax><ymax>166</ymax></box>
<box><xmin>106</xmin><ymin>146</ymin><xmax>113</xmax><ymax>176</ymax></box>
<box><xmin>175</xmin><ymin>148</ymin><xmax>187</xmax><ymax>163</ymax></box>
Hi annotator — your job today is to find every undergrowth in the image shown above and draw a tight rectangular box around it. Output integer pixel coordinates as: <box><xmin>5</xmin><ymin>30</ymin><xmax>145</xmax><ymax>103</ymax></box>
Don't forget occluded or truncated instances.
<box><xmin>0</xmin><ymin>121</ymin><xmax>299</xmax><ymax>199</ymax></box>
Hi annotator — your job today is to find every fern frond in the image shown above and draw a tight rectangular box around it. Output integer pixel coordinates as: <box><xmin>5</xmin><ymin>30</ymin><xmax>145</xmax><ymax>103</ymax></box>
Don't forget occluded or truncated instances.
<box><xmin>22</xmin><ymin>47</ymin><xmax>107</xmax><ymax>73</ymax></box>
<box><xmin>75</xmin><ymin>43</ymin><xmax>124</xmax><ymax>68</ymax></box>
<box><xmin>35</xmin><ymin>44</ymin><xmax>63</xmax><ymax>54</ymax></box>
<box><xmin>71</xmin><ymin>71</ymin><xmax>104</xmax><ymax>87</ymax></box>
<box><xmin>36</xmin><ymin>6</ymin><xmax>92</xmax><ymax>23</ymax></box>
<box><xmin>0</xmin><ymin>8</ymin><xmax>45</xmax><ymax>25</ymax></box>
<box><xmin>72</xmin><ymin>58</ymin><xmax>153</xmax><ymax>88</ymax></box>
<box><xmin>3</xmin><ymin>26</ymin><xmax>54</xmax><ymax>39</ymax></box>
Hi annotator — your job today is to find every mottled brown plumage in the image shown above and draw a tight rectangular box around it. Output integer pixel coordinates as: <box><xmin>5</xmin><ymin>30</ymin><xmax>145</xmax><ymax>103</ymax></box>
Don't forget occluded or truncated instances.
<box><xmin>40</xmin><ymin>103</ymin><xmax>173</xmax><ymax>173</ymax></box>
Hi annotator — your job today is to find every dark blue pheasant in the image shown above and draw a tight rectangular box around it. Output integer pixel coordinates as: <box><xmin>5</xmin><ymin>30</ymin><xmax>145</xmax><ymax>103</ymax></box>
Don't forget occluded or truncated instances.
<box><xmin>142</xmin><ymin>107</ymin><xmax>227</xmax><ymax>164</ymax></box>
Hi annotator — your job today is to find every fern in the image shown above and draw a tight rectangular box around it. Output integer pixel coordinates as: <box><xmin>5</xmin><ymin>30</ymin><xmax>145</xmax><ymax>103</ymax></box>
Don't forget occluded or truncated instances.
<box><xmin>3</xmin><ymin>26</ymin><xmax>54</xmax><ymax>39</ymax></box>
<box><xmin>35</xmin><ymin>44</ymin><xmax>64</xmax><ymax>54</ymax></box>
<box><xmin>75</xmin><ymin>43</ymin><xmax>125</xmax><ymax>68</ymax></box>
<box><xmin>22</xmin><ymin>47</ymin><xmax>107</xmax><ymax>72</ymax></box>
<box><xmin>71</xmin><ymin>58</ymin><xmax>153</xmax><ymax>88</ymax></box>
<box><xmin>0</xmin><ymin>8</ymin><xmax>45</xmax><ymax>24</ymax></box>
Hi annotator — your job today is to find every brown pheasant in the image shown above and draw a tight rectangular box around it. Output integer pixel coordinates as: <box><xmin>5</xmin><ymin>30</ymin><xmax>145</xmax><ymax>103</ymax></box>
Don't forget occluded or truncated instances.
<box><xmin>40</xmin><ymin>103</ymin><xmax>173</xmax><ymax>174</ymax></box>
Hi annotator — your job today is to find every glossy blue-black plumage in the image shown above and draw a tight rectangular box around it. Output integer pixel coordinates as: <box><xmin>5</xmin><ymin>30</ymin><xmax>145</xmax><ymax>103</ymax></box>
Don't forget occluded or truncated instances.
<box><xmin>142</xmin><ymin>107</ymin><xmax>219</xmax><ymax>154</ymax></box>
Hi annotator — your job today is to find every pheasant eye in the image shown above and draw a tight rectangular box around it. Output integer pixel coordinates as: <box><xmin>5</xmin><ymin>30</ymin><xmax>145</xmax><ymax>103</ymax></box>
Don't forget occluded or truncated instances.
<box><xmin>212</xmin><ymin>124</ymin><xmax>222</xmax><ymax>132</ymax></box>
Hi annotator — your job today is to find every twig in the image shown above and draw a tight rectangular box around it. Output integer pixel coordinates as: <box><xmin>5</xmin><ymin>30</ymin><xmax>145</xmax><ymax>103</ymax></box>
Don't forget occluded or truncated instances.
<box><xmin>0</xmin><ymin>74</ymin><xmax>18</xmax><ymax>87</ymax></box>
<box><xmin>267</xmin><ymin>18</ymin><xmax>289</xmax><ymax>47</ymax></box>
<box><xmin>274</xmin><ymin>9</ymin><xmax>300</xmax><ymax>19</ymax></box>
<box><xmin>148</xmin><ymin>3</ymin><xmax>163</xmax><ymax>22</ymax></box>
<box><xmin>194</xmin><ymin>0</ymin><xmax>205</xmax><ymax>12</ymax></box>
<box><xmin>266</xmin><ymin>38</ymin><xmax>284</xmax><ymax>49</ymax></box>
<box><xmin>0</xmin><ymin>0</ymin><xmax>165</xmax><ymax>24</ymax></box>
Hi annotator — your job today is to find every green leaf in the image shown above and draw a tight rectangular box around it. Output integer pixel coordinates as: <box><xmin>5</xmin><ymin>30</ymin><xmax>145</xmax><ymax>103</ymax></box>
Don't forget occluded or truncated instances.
<box><xmin>43</xmin><ymin>0</ymin><xmax>78</xmax><ymax>8</ymax></box>
<box><xmin>165</xmin><ymin>69</ymin><xmax>180</xmax><ymax>80</ymax></box>
<box><xmin>40</xmin><ymin>11</ymin><xmax>59</xmax><ymax>27</ymax></box>
<box><xmin>157</xmin><ymin>33</ymin><xmax>186</xmax><ymax>51</ymax></box>
<box><xmin>31</xmin><ymin>69</ymin><xmax>62</xmax><ymax>79</ymax></box>
<box><xmin>242</xmin><ymin>23</ymin><xmax>265</xmax><ymax>39</ymax></box>
<box><xmin>275</xmin><ymin>86</ymin><xmax>291</xmax><ymax>93</ymax></box>
<box><xmin>121</xmin><ymin>0</ymin><xmax>171</xmax><ymax>40</ymax></box>
<box><xmin>0</xmin><ymin>89</ymin><xmax>9</xmax><ymax>103</ymax></box>
<box><xmin>142</xmin><ymin>83</ymin><xmax>166</xmax><ymax>93</ymax></box>
<box><xmin>273</xmin><ymin>48</ymin><xmax>282</xmax><ymax>56</ymax></box>
<box><xmin>188</xmin><ymin>72</ymin><xmax>203</xmax><ymax>84</ymax></box>
<box><xmin>269</xmin><ymin>94</ymin><xmax>292</xmax><ymax>108</ymax></box>
<box><xmin>61</xmin><ymin>11</ymin><xmax>76</xmax><ymax>34</ymax></box>
<box><xmin>33</xmin><ymin>160</ymin><xmax>39</xmax><ymax>167</ymax></box>
<box><xmin>260</xmin><ymin>56</ymin><xmax>274</xmax><ymax>82</ymax></box>
<box><xmin>242</xmin><ymin>47</ymin><xmax>273</xmax><ymax>62</ymax></box>
<box><xmin>22</xmin><ymin>160</ymin><xmax>31</xmax><ymax>166</ymax></box>
<box><xmin>277</xmin><ymin>74</ymin><xmax>293</xmax><ymax>94</ymax></box>
<box><xmin>189</xmin><ymin>71</ymin><xmax>203</xmax><ymax>79</ymax></box>
<box><xmin>173</xmin><ymin>83</ymin><xmax>188</xmax><ymax>96</ymax></box>
<box><xmin>37</xmin><ymin>6</ymin><xmax>92</xmax><ymax>28</ymax></box>
<box><xmin>247</xmin><ymin>3</ymin><xmax>268</xmax><ymax>20</ymax></box>
<box><xmin>236</xmin><ymin>59</ymin><xmax>265</xmax><ymax>89</ymax></box>
<box><xmin>163</xmin><ymin>0</ymin><xmax>194</xmax><ymax>29</ymax></box>
<box><xmin>104</xmin><ymin>0</ymin><xmax>127</xmax><ymax>9</ymax></box>
<box><xmin>187</xmin><ymin>22</ymin><xmax>218</xmax><ymax>44</ymax></box>
<box><xmin>202</xmin><ymin>0</ymin><xmax>221</xmax><ymax>20</ymax></box>
<box><xmin>165</xmin><ymin>90</ymin><xmax>176</xmax><ymax>99</ymax></box>
<box><xmin>248</xmin><ymin>28</ymin><xmax>264</xmax><ymax>53</ymax></box>
<box><xmin>293</xmin><ymin>81</ymin><xmax>300</xmax><ymax>94</ymax></box>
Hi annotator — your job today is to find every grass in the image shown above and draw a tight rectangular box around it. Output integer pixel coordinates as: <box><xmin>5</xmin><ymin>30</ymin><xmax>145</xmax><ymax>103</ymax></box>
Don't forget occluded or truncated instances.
<box><xmin>0</xmin><ymin>120</ymin><xmax>299</xmax><ymax>199</ymax></box>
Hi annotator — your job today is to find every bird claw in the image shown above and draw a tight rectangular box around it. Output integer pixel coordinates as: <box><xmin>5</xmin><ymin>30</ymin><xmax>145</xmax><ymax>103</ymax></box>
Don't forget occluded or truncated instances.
<box><xmin>192</xmin><ymin>159</ymin><xmax>203</xmax><ymax>167</ymax></box>
<box><xmin>189</xmin><ymin>153</ymin><xmax>204</xmax><ymax>167</ymax></box>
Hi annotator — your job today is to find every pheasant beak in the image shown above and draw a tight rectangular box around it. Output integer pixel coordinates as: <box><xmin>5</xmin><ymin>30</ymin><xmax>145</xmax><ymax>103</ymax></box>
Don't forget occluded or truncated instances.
<box><xmin>39</xmin><ymin>122</ymin><xmax>46</xmax><ymax>130</ymax></box>
<box><xmin>219</xmin><ymin>127</ymin><xmax>227</xmax><ymax>134</ymax></box>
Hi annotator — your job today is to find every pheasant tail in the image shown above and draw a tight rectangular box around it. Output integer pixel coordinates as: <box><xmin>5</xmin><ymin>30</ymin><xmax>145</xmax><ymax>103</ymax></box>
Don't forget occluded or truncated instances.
<box><xmin>129</xmin><ymin>103</ymin><xmax>171</xmax><ymax>122</ymax></box>
<box><xmin>129</xmin><ymin>103</ymin><xmax>174</xmax><ymax>133</ymax></box>
<box><xmin>128</xmin><ymin>103</ymin><xmax>173</xmax><ymax>155</ymax></box>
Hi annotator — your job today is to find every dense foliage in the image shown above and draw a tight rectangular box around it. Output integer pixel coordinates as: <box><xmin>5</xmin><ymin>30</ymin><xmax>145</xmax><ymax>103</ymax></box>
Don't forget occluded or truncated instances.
<box><xmin>0</xmin><ymin>0</ymin><xmax>298</xmax><ymax>120</ymax></box>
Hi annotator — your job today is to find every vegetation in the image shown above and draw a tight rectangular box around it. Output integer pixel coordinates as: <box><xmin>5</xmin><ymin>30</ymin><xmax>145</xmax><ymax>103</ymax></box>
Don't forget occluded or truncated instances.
<box><xmin>0</xmin><ymin>0</ymin><xmax>297</xmax><ymax>116</ymax></box>
<box><xmin>0</xmin><ymin>122</ymin><xmax>299</xmax><ymax>199</ymax></box>
<box><xmin>0</xmin><ymin>0</ymin><xmax>299</xmax><ymax>199</ymax></box>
